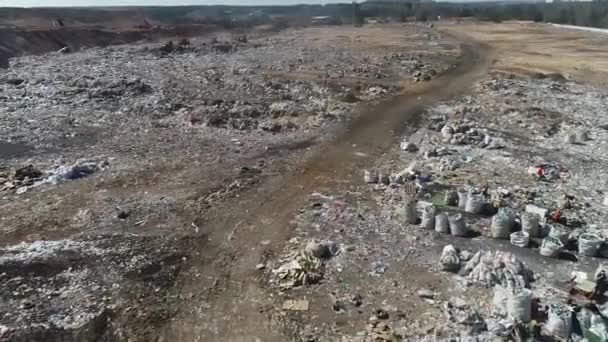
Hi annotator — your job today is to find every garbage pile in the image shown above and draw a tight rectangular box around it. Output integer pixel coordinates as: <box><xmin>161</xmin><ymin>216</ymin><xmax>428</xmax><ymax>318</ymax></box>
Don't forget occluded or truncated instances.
<box><xmin>0</xmin><ymin>160</ymin><xmax>109</xmax><ymax>194</ymax></box>
<box><xmin>1</xmin><ymin>165</ymin><xmax>43</xmax><ymax>192</ymax></box>
<box><xmin>271</xmin><ymin>240</ymin><xmax>339</xmax><ymax>289</ymax></box>
<box><xmin>462</xmin><ymin>250</ymin><xmax>533</xmax><ymax>288</ymax></box>
<box><xmin>46</xmin><ymin>160</ymin><xmax>109</xmax><ymax>185</ymax></box>
<box><xmin>0</xmin><ymin>25</ymin><xmax>455</xmax><ymax>189</ymax></box>
<box><xmin>390</xmin><ymin>79</ymin><xmax>608</xmax><ymax>258</ymax></box>
<box><xmin>437</xmin><ymin>245</ymin><xmax>534</xmax><ymax>338</ymax></box>
<box><xmin>440</xmin><ymin>245</ymin><xmax>534</xmax><ymax>289</ymax></box>
<box><xmin>363</xmin><ymin>161</ymin><xmax>433</xmax><ymax>191</ymax></box>
<box><xmin>1</xmin><ymin>34</ymin><xmax>399</xmax><ymax>144</ymax></box>
<box><xmin>437</xmin><ymin>182</ymin><xmax>608</xmax><ymax>261</ymax></box>
<box><xmin>407</xmin><ymin>75</ymin><xmax>608</xmax><ymax>340</ymax></box>
<box><xmin>385</xmin><ymin>53</ymin><xmax>439</xmax><ymax>82</ymax></box>
<box><xmin>268</xmin><ymin>69</ymin><xmax>608</xmax><ymax>340</ymax></box>
<box><xmin>200</xmin><ymin>80</ymin><xmax>352</xmax><ymax>132</ymax></box>
<box><xmin>0</xmin><ymin>234</ymin><xmax>192</xmax><ymax>342</ymax></box>
<box><xmin>440</xmin><ymin>297</ymin><xmax>487</xmax><ymax>335</ymax></box>
<box><xmin>438</xmin><ymin>244</ymin><xmax>608</xmax><ymax>340</ymax></box>
<box><xmin>159</xmin><ymin>39</ymin><xmax>193</xmax><ymax>55</ymax></box>
<box><xmin>428</xmin><ymin>118</ymin><xmax>504</xmax><ymax>149</ymax></box>
<box><xmin>485</xmin><ymin>270</ymin><xmax>608</xmax><ymax>340</ymax></box>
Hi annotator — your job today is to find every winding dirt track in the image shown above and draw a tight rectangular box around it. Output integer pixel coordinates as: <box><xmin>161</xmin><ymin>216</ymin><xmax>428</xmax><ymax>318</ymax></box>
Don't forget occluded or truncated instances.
<box><xmin>161</xmin><ymin>31</ymin><xmax>493</xmax><ymax>341</ymax></box>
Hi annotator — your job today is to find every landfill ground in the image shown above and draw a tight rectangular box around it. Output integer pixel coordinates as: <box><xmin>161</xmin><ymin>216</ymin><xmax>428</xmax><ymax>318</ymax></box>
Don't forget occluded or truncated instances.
<box><xmin>2</xmin><ymin>21</ymin><xmax>608</xmax><ymax>341</ymax></box>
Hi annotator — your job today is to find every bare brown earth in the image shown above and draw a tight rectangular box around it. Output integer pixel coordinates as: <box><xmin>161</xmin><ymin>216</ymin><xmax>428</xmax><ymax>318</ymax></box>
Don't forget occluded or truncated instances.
<box><xmin>447</xmin><ymin>21</ymin><xmax>608</xmax><ymax>86</ymax></box>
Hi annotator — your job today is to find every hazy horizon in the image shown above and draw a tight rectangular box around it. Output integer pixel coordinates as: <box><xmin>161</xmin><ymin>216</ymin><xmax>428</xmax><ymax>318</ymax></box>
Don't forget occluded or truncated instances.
<box><xmin>2</xmin><ymin>0</ymin><xmax>355</xmax><ymax>8</ymax></box>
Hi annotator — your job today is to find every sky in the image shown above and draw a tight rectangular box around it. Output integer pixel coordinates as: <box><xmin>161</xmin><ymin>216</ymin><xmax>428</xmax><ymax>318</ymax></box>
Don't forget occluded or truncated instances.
<box><xmin>1</xmin><ymin>0</ymin><xmax>352</xmax><ymax>7</ymax></box>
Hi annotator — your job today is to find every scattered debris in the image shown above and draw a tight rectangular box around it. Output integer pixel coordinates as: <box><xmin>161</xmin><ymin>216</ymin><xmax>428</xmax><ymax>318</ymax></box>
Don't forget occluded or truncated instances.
<box><xmin>461</xmin><ymin>251</ymin><xmax>533</xmax><ymax>289</ymax></box>
<box><xmin>442</xmin><ymin>297</ymin><xmax>486</xmax><ymax>333</ymax></box>
<box><xmin>0</xmin><ymin>235</ymin><xmax>192</xmax><ymax>340</ymax></box>
<box><xmin>57</xmin><ymin>46</ymin><xmax>72</xmax><ymax>54</ymax></box>
<box><xmin>282</xmin><ymin>299</ymin><xmax>310</xmax><ymax>311</ymax></box>
<box><xmin>304</xmin><ymin>240</ymin><xmax>339</xmax><ymax>259</ymax></box>
<box><xmin>400</xmin><ymin>140</ymin><xmax>418</xmax><ymax>152</ymax></box>
<box><xmin>351</xmin><ymin>294</ymin><xmax>363</xmax><ymax>307</ymax></box>
<box><xmin>417</xmin><ymin>288</ymin><xmax>435</xmax><ymax>299</ymax></box>
<box><xmin>543</xmin><ymin>305</ymin><xmax>573</xmax><ymax>339</ymax></box>
<box><xmin>578</xmin><ymin>233</ymin><xmax>602</xmax><ymax>257</ymax></box>
<box><xmin>510</xmin><ymin>231</ymin><xmax>530</xmax><ymax>248</ymax></box>
<box><xmin>374</xmin><ymin>308</ymin><xmax>390</xmax><ymax>320</ymax></box>
<box><xmin>491</xmin><ymin>208</ymin><xmax>515</xmax><ymax>239</ymax></box>
<box><xmin>364</xmin><ymin>170</ymin><xmax>379</xmax><ymax>184</ymax></box>
<box><xmin>367</xmin><ymin>320</ymin><xmax>401</xmax><ymax>341</ymax></box>
<box><xmin>46</xmin><ymin>160</ymin><xmax>109</xmax><ymax>185</ymax></box>
<box><xmin>449</xmin><ymin>213</ymin><xmax>468</xmax><ymax>237</ymax></box>
<box><xmin>1</xmin><ymin>160</ymin><xmax>109</xmax><ymax>193</ymax></box>
<box><xmin>540</xmin><ymin>236</ymin><xmax>564</xmax><ymax>258</ymax></box>
<box><xmin>440</xmin><ymin>244</ymin><xmax>461</xmax><ymax>272</ymax></box>
<box><xmin>272</xmin><ymin>251</ymin><xmax>325</xmax><ymax>289</ymax></box>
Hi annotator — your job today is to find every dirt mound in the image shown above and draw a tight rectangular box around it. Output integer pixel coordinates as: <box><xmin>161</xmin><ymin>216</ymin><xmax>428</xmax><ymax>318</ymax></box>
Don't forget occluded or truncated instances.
<box><xmin>0</xmin><ymin>25</ymin><xmax>221</xmax><ymax>68</ymax></box>
<box><xmin>0</xmin><ymin>28</ymin><xmax>145</xmax><ymax>66</ymax></box>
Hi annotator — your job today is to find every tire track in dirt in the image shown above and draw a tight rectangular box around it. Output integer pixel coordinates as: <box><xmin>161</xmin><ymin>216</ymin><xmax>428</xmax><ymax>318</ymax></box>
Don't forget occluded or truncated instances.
<box><xmin>161</xmin><ymin>31</ymin><xmax>493</xmax><ymax>341</ymax></box>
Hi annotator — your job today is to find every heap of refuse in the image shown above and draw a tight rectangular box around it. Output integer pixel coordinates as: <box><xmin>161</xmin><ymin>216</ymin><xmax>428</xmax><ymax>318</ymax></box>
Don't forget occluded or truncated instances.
<box><xmin>364</xmin><ymin>71</ymin><xmax>608</xmax><ymax>341</ymax></box>
<box><xmin>440</xmin><ymin>297</ymin><xmax>487</xmax><ymax>335</ymax></box>
<box><xmin>440</xmin><ymin>245</ymin><xmax>534</xmax><ymax>289</ymax></box>
<box><xmin>46</xmin><ymin>160</ymin><xmax>109</xmax><ymax>185</ymax></box>
<box><xmin>438</xmin><ymin>243</ymin><xmax>608</xmax><ymax>340</ymax></box>
<box><xmin>1</xmin><ymin>160</ymin><xmax>109</xmax><ymax>194</ymax></box>
<box><xmin>428</xmin><ymin>118</ymin><xmax>505</xmax><ymax>150</ymax></box>
<box><xmin>487</xmin><ymin>280</ymin><xmax>608</xmax><ymax>340</ymax></box>
<box><xmin>271</xmin><ymin>240</ymin><xmax>339</xmax><ymax>289</ymax></box>
<box><xmin>462</xmin><ymin>250</ymin><xmax>533</xmax><ymax>289</ymax></box>
<box><xmin>272</xmin><ymin>252</ymin><xmax>324</xmax><ymax>289</ymax></box>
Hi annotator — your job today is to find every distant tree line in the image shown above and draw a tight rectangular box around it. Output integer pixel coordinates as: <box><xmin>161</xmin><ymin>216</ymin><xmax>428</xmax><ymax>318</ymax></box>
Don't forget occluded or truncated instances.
<box><xmin>4</xmin><ymin>1</ymin><xmax>608</xmax><ymax>30</ymax></box>
<box><xmin>360</xmin><ymin>0</ymin><xmax>608</xmax><ymax>28</ymax></box>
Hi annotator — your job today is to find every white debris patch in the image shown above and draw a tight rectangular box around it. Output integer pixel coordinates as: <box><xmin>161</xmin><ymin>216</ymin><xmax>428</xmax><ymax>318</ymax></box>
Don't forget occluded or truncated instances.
<box><xmin>0</xmin><ymin>239</ymin><xmax>106</xmax><ymax>264</ymax></box>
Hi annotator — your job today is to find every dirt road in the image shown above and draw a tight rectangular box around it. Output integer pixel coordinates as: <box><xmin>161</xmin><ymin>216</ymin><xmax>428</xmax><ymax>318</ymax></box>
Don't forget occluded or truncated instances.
<box><xmin>159</xmin><ymin>33</ymin><xmax>493</xmax><ymax>341</ymax></box>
